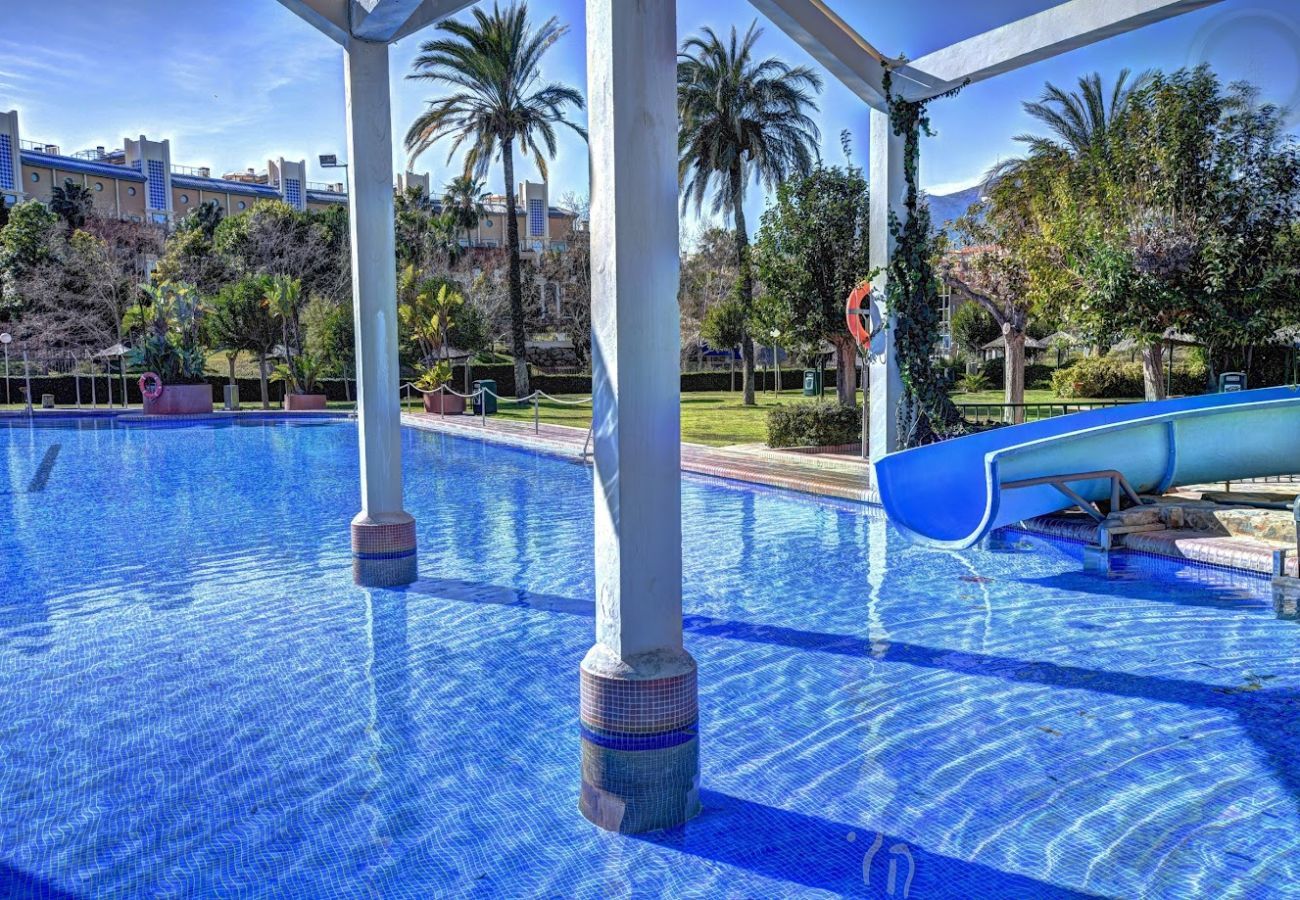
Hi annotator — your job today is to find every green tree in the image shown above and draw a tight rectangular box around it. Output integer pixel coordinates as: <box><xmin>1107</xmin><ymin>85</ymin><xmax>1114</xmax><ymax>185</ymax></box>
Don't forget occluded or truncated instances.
<box><xmin>0</xmin><ymin>201</ymin><xmax>60</xmax><ymax>312</ymax></box>
<box><xmin>442</xmin><ymin>175</ymin><xmax>487</xmax><ymax>246</ymax></box>
<box><xmin>395</xmin><ymin>185</ymin><xmax>461</xmax><ymax>271</ymax></box>
<box><xmin>679</xmin><ymin>227</ymin><xmax>740</xmax><ymax>369</ymax></box>
<box><xmin>405</xmin><ymin>1</ymin><xmax>586</xmax><ymax>398</ymax></box>
<box><xmin>754</xmin><ymin>162</ymin><xmax>869</xmax><ymax>406</ymax></box>
<box><xmin>949</xmin><ymin>298</ymin><xmax>1001</xmax><ymax>361</ymax></box>
<box><xmin>49</xmin><ymin>178</ymin><xmax>95</xmax><ymax>235</ymax></box>
<box><xmin>678</xmin><ymin>21</ymin><xmax>823</xmax><ymax>406</ymax></box>
<box><xmin>123</xmin><ymin>282</ymin><xmax>208</xmax><ymax>385</ymax></box>
<box><xmin>177</xmin><ymin>199</ymin><xmax>225</xmax><ymax>240</ymax></box>
<box><xmin>304</xmin><ymin>295</ymin><xmax>355</xmax><ymax>383</ymax></box>
<box><xmin>1047</xmin><ymin>67</ymin><xmax>1300</xmax><ymax>396</ymax></box>
<box><xmin>699</xmin><ymin>291</ymin><xmax>749</xmax><ymax>392</ymax></box>
<box><xmin>208</xmin><ymin>275</ymin><xmax>279</xmax><ymax>408</ymax></box>
<box><xmin>991</xmin><ymin>69</ymin><xmax>1150</xmax><ymax>185</ymax></box>
<box><xmin>398</xmin><ymin>265</ymin><xmax>463</xmax><ymax>365</ymax></box>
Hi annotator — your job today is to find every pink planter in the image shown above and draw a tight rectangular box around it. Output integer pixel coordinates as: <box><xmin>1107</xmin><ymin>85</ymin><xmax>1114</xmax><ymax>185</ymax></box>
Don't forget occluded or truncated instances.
<box><xmin>423</xmin><ymin>391</ymin><xmax>465</xmax><ymax>415</ymax></box>
<box><xmin>143</xmin><ymin>383</ymin><xmax>214</xmax><ymax>415</ymax></box>
<box><xmin>284</xmin><ymin>393</ymin><xmax>328</xmax><ymax>411</ymax></box>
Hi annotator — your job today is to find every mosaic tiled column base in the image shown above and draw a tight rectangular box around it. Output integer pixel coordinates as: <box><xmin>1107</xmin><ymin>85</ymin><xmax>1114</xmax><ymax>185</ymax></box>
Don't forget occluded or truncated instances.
<box><xmin>579</xmin><ymin>646</ymin><xmax>700</xmax><ymax>833</ymax></box>
<box><xmin>351</xmin><ymin>514</ymin><xmax>417</xmax><ymax>587</ymax></box>
<box><xmin>1274</xmin><ymin>577</ymin><xmax>1300</xmax><ymax>621</ymax></box>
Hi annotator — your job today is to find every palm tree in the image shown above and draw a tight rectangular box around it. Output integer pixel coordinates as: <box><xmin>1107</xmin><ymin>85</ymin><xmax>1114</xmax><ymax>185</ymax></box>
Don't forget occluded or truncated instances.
<box><xmin>989</xmin><ymin>69</ymin><xmax>1151</xmax><ymax>181</ymax></box>
<box><xmin>50</xmin><ymin>179</ymin><xmax>95</xmax><ymax>235</ymax></box>
<box><xmin>678</xmin><ymin>22</ymin><xmax>822</xmax><ymax>406</ymax></box>
<box><xmin>442</xmin><ymin>175</ymin><xmax>488</xmax><ymax>247</ymax></box>
<box><xmin>263</xmin><ymin>274</ymin><xmax>303</xmax><ymax>363</ymax></box>
<box><xmin>405</xmin><ymin>2</ymin><xmax>586</xmax><ymax>398</ymax></box>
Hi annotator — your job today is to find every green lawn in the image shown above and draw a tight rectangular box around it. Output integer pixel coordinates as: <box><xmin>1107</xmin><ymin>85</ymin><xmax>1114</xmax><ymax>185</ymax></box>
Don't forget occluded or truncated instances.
<box><xmin>6</xmin><ymin>384</ymin><xmax>1142</xmax><ymax>447</ymax></box>
<box><xmin>484</xmin><ymin>388</ymin><xmax>829</xmax><ymax>447</ymax></box>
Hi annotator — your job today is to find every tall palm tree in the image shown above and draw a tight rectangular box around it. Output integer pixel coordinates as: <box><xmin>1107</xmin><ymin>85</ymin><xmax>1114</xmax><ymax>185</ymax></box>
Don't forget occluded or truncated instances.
<box><xmin>50</xmin><ymin>178</ymin><xmax>95</xmax><ymax>235</ymax></box>
<box><xmin>406</xmin><ymin>2</ymin><xmax>586</xmax><ymax>398</ymax></box>
<box><xmin>442</xmin><ymin>175</ymin><xmax>488</xmax><ymax>247</ymax></box>
<box><xmin>989</xmin><ymin>69</ymin><xmax>1151</xmax><ymax>181</ymax></box>
<box><xmin>678</xmin><ymin>22</ymin><xmax>822</xmax><ymax>406</ymax></box>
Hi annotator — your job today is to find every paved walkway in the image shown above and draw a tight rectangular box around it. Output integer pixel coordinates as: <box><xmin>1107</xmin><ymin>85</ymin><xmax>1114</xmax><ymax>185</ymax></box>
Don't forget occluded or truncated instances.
<box><xmin>401</xmin><ymin>412</ymin><xmax>875</xmax><ymax>503</ymax></box>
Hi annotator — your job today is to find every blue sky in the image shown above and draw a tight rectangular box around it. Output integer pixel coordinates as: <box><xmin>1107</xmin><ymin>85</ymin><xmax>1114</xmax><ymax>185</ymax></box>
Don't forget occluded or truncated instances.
<box><xmin>2</xmin><ymin>0</ymin><xmax>1297</xmax><ymax>234</ymax></box>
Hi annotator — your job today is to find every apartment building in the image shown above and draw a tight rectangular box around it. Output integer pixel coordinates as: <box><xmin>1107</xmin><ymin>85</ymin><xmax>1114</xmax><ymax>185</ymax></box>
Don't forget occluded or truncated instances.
<box><xmin>0</xmin><ymin>110</ymin><xmax>578</xmax><ymax>260</ymax></box>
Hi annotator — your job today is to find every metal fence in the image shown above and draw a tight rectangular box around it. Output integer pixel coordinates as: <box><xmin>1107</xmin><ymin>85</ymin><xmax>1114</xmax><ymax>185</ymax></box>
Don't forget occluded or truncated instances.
<box><xmin>955</xmin><ymin>400</ymin><xmax>1139</xmax><ymax>423</ymax></box>
<box><xmin>0</xmin><ymin>345</ymin><xmax>131</xmax><ymax>410</ymax></box>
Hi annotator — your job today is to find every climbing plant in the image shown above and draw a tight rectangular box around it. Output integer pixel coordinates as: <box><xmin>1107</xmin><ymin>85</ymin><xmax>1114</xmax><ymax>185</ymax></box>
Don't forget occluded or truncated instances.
<box><xmin>881</xmin><ymin>66</ymin><xmax>966</xmax><ymax>447</ymax></box>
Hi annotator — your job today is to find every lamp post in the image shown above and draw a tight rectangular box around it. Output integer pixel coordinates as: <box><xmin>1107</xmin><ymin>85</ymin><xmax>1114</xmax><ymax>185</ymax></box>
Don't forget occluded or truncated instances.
<box><xmin>770</xmin><ymin>328</ymin><xmax>781</xmax><ymax>395</ymax></box>
<box><xmin>0</xmin><ymin>333</ymin><xmax>10</xmax><ymax>406</ymax></box>
<box><xmin>319</xmin><ymin>153</ymin><xmax>349</xmax><ymax>182</ymax></box>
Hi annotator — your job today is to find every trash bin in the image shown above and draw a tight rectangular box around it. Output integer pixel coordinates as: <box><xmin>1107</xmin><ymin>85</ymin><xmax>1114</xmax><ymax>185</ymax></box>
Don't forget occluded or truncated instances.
<box><xmin>802</xmin><ymin>369</ymin><xmax>822</xmax><ymax>397</ymax></box>
<box><xmin>473</xmin><ymin>379</ymin><xmax>498</xmax><ymax>415</ymax></box>
<box><xmin>1218</xmin><ymin>372</ymin><xmax>1247</xmax><ymax>393</ymax></box>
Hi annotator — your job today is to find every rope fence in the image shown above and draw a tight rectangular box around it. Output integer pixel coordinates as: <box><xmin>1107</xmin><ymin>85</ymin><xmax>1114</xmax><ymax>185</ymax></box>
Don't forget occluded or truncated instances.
<box><xmin>400</xmin><ymin>382</ymin><xmax>594</xmax><ymax>441</ymax></box>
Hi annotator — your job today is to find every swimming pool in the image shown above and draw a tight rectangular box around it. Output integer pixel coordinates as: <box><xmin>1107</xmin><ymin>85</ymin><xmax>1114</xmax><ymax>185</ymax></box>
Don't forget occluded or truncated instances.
<box><xmin>2</xmin><ymin>416</ymin><xmax>1297</xmax><ymax>898</ymax></box>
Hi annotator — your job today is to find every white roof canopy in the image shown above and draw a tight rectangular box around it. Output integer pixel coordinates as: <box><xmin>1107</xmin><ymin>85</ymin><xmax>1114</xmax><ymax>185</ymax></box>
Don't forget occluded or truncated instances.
<box><xmin>747</xmin><ymin>0</ymin><xmax>1224</xmax><ymax>109</ymax></box>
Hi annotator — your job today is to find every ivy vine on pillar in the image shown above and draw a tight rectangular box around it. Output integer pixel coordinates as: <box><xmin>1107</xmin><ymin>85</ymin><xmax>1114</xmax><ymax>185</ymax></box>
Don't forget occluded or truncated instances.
<box><xmin>881</xmin><ymin>66</ymin><xmax>966</xmax><ymax>447</ymax></box>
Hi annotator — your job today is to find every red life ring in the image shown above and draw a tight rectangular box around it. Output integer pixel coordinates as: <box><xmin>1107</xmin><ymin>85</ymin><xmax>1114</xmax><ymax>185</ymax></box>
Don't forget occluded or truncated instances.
<box><xmin>139</xmin><ymin>372</ymin><xmax>164</xmax><ymax>401</ymax></box>
<box><xmin>845</xmin><ymin>281</ymin><xmax>875</xmax><ymax>351</ymax></box>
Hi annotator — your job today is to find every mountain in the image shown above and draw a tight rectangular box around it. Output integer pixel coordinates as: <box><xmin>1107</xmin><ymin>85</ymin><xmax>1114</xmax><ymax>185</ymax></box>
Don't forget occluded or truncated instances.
<box><xmin>921</xmin><ymin>185</ymin><xmax>984</xmax><ymax>231</ymax></box>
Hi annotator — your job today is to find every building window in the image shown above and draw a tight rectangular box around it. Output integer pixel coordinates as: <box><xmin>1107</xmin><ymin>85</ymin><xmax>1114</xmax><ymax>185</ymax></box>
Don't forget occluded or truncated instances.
<box><xmin>528</xmin><ymin>198</ymin><xmax>544</xmax><ymax>237</ymax></box>
<box><xmin>483</xmin><ymin>218</ymin><xmax>493</xmax><ymax>227</ymax></box>
<box><xmin>94</xmin><ymin>182</ymin><xmax>103</xmax><ymax>192</ymax></box>
<box><xmin>284</xmin><ymin>177</ymin><xmax>302</xmax><ymax>208</ymax></box>
<box><xmin>180</xmin><ymin>194</ymin><xmax>189</xmax><ymax>204</ymax></box>
<box><xmin>127</xmin><ymin>186</ymin><xmax>136</xmax><ymax>196</ymax></box>
<box><xmin>237</xmin><ymin>201</ymin><xmax>246</xmax><ymax>210</ymax></box>
<box><xmin>0</xmin><ymin>134</ymin><xmax>13</xmax><ymax>190</ymax></box>
<box><xmin>30</xmin><ymin>172</ymin><xmax>40</xmax><ymax>183</ymax></box>
<box><xmin>146</xmin><ymin>159</ymin><xmax>167</xmax><ymax>209</ymax></box>
<box><xmin>938</xmin><ymin>281</ymin><xmax>952</xmax><ymax>330</ymax></box>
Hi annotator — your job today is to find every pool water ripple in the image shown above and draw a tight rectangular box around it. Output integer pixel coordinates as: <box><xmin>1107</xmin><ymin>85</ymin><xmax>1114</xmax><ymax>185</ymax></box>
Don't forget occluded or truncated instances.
<box><xmin>2</xmin><ymin>417</ymin><xmax>1299</xmax><ymax>897</ymax></box>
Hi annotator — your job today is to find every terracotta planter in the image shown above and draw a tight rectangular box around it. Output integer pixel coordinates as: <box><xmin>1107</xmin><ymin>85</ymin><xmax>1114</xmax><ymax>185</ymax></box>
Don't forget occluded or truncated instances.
<box><xmin>143</xmin><ymin>383</ymin><xmax>214</xmax><ymax>415</ymax></box>
<box><xmin>284</xmin><ymin>393</ymin><xmax>327</xmax><ymax>411</ymax></box>
<box><xmin>422</xmin><ymin>391</ymin><xmax>465</xmax><ymax>415</ymax></box>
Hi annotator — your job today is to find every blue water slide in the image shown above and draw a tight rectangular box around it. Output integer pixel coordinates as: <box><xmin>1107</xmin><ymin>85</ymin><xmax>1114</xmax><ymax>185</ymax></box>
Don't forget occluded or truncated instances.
<box><xmin>873</xmin><ymin>386</ymin><xmax>1300</xmax><ymax>549</ymax></box>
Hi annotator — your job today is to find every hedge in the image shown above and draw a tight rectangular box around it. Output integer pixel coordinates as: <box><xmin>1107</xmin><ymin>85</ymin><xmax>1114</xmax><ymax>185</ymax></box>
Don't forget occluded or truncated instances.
<box><xmin>456</xmin><ymin>365</ymin><xmax>837</xmax><ymax>398</ymax></box>
<box><xmin>766</xmin><ymin>401</ymin><xmax>862</xmax><ymax>448</ymax></box>
<box><xmin>978</xmin><ymin>358</ymin><xmax>1057</xmax><ymax>390</ymax></box>
<box><xmin>1050</xmin><ymin>356</ymin><xmax>1208</xmax><ymax>399</ymax></box>
<box><xmin>11</xmin><ymin>366</ymin><xmax>842</xmax><ymax>405</ymax></box>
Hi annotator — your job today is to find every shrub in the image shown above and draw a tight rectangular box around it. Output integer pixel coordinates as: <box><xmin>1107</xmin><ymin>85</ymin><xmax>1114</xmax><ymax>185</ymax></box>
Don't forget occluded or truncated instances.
<box><xmin>766</xmin><ymin>401</ymin><xmax>862</xmax><ymax>448</ymax></box>
<box><xmin>1051</xmin><ymin>355</ymin><xmax>1208</xmax><ymax>398</ymax></box>
<box><xmin>978</xmin><ymin>358</ymin><xmax>1056</xmax><ymax>390</ymax></box>
<box><xmin>956</xmin><ymin>372</ymin><xmax>989</xmax><ymax>393</ymax></box>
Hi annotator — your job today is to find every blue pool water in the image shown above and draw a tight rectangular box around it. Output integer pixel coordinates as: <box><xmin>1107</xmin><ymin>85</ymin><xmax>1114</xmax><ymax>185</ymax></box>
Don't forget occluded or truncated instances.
<box><xmin>1</xmin><ymin>416</ymin><xmax>1298</xmax><ymax>898</ymax></box>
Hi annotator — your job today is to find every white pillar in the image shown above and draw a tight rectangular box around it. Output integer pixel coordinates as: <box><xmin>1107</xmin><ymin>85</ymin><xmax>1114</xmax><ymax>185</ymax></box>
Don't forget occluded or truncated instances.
<box><xmin>868</xmin><ymin>107</ymin><xmax>906</xmax><ymax>465</ymax></box>
<box><xmin>580</xmin><ymin>0</ymin><xmax>699</xmax><ymax>834</ymax></box>
<box><xmin>344</xmin><ymin>38</ymin><xmax>416</xmax><ymax>586</ymax></box>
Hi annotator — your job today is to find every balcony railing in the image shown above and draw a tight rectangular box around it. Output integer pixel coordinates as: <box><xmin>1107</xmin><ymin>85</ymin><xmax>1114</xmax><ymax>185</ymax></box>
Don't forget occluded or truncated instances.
<box><xmin>19</xmin><ymin>139</ymin><xmax>60</xmax><ymax>154</ymax></box>
<box><xmin>171</xmin><ymin>164</ymin><xmax>214</xmax><ymax>178</ymax></box>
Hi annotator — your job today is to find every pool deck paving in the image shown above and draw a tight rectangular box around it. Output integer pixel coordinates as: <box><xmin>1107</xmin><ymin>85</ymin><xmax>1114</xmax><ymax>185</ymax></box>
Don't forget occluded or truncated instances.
<box><xmin>404</xmin><ymin>410</ymin><xmax>1300</xmax><ymax>581</ymax></box>
<box><xmin>401</xmin><ymin>411</ymin><xmax>876</xmax><ymax>503</ymax></box>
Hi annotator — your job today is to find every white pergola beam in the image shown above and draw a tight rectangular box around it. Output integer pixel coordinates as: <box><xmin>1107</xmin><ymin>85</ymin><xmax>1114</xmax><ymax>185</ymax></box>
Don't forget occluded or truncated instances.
<box><xmin>897</xmin><ymin>0</ymin><xmax>1225</xmax><ymax>99</ymax></box>
<box><xmin>351</xmin><ymin>0</ymin><xmax>430</xmax><ymax>41</ymax></box>
<box><xmin>747</xmin><ymin>0</ymin><xmax>896</xmax><ymax>110</ymax></box>
<box><xmin>391</xmin><ymin>0</ymin><xmax>477</xmax><ymax>41</ymax></box>
<box><xmin>277</xmin><ymin>0</ymin><xmax>472</xmax><ymax>45</ymax></box>
<box><xmin>277</xmin><ymin>0</ymin><xmax>350</xmax><ymax>45</ymax></box>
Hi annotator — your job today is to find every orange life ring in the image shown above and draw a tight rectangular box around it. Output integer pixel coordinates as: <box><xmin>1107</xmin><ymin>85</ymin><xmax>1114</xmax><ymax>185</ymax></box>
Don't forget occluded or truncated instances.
<box><xmin>845</xmin><ymin>281</ymin><xmax>875</xmax><ymax>351</ymax></box>
<box><xmin>139</xmin><ymin>372</ymin><xmax>164</xmax><ymax>401</ymax></box>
